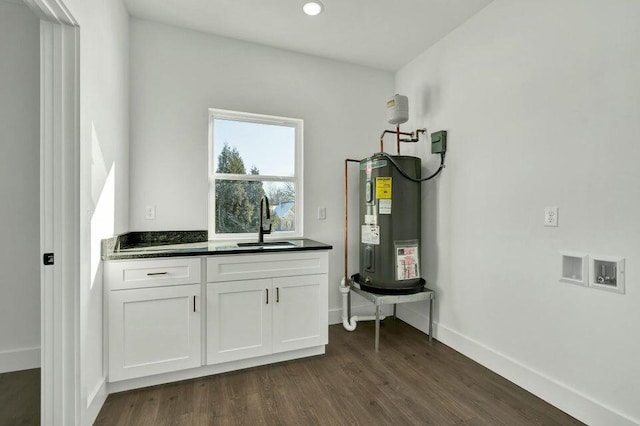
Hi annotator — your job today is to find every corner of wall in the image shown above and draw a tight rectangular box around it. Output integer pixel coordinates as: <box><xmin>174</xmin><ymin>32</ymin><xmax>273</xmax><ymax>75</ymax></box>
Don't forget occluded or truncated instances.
<box><xmin>398</xmin><ymin>309</ymin><xmax>639</xmax><ymax>426</ymax></box>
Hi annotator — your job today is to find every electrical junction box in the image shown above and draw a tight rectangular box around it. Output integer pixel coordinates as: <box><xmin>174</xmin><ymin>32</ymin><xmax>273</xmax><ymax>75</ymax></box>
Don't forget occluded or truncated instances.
<box><xmin>431</xmin><ymin>130</ymin><xmax>447</xmax><ymax>154</ymax></box>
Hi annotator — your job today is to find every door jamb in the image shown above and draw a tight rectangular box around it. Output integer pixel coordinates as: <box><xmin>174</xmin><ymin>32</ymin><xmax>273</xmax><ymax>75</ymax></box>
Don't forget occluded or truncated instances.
<box><xmin>23</xmin><ymin>0</ymin><xmax>80</xmax><ymax>424</ymax></box>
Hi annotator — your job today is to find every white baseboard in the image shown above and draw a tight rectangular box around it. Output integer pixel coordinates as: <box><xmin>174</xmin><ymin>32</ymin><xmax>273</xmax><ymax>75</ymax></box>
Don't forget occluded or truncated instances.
<box><xmin>329</xmin><ymin>308</ymin><xmax>343</xmax><ymax>325</ymax></box>
<box><xmin>85</xmin><ymin>377</ymin><xmax>107</xmax><ymax>425</ymax></box>
<box><xmin>397</xmin><ymin>306</ymin><xmax>638</xmax><ymax>426</ymax></box>
<box><xmin>0</xmin><ymin>347</ymin><xmax>40</xmax><ymax>373</ymax></box>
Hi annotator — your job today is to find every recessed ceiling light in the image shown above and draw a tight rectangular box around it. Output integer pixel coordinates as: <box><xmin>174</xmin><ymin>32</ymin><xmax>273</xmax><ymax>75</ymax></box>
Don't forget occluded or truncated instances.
<box><xmin>303</xmin><ymin>1</ymin><xmax>324</xmax><ymax>16</ymax></box>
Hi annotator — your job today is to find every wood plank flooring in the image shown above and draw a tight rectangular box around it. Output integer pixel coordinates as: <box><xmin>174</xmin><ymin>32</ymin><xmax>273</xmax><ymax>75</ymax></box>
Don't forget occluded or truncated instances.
<box><xmin>0</xmin><ymin>368</ymin><xmax>40</xmax><ymax>426</ymax></box>
<box><xmin>95</xmin><ymin>320</ymin><xmax>582</xmax><ymax>425</ymax></box>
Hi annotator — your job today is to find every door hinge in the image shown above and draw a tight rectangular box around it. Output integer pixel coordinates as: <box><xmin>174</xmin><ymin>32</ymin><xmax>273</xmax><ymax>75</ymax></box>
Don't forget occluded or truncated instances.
<box><xmin>43</xmin><ymin>253</ymin><xmax>55</xmax><ymax>266</ymax></box>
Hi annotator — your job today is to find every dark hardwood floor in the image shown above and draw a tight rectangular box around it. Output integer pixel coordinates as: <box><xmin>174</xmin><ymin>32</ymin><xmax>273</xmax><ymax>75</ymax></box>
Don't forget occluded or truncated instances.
<box><xmin>0</xmin><ymin>368</ymin><xmax>40</xmax><ymax>426</ymax></box>
<box><xmin>95</xmin><ymin>320</ymin><xmax>582</xmax><ymax>425</ymax></box>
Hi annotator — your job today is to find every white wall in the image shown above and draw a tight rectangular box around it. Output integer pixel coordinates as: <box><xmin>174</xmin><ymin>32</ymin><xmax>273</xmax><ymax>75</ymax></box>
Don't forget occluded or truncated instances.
<box><xmin>61</xmin><ymin>0</ymin><xmax>130</xmax><ymax>423</ymax></box>
<box><xmin>129</xmin><ymin>18</ymin><xmax>394</xmax><ymax>316</ymax></box>
<box><xmin>394</xmin><ymin>1</ymin><xmax>640</xmax><ymax>424</ymax></box>
<box><xmin>0</xmin><ymin>0</ymin><xmax>40</xmax><ymax>373</ymax></box>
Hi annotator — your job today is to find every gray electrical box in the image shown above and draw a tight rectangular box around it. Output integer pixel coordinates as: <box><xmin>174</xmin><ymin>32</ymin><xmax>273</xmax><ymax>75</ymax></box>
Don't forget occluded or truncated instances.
<box><xmin>431</xmin><ymin>130</ymin><xmax>447</xmax><ymax>154</ymax></box>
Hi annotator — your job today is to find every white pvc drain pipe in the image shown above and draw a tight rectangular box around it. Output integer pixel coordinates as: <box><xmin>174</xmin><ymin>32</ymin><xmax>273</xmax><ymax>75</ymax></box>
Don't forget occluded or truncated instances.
<box><xmin>340</xmin><ymin>278</ymin><xmax>384</xmax><ymax>331</ymax></box>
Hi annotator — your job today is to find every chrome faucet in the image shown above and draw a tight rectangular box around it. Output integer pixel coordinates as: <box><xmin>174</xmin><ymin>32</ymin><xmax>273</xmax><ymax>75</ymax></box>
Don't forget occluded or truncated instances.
<box><xmin>258</xmin><ymin>195</ymin><xmax>272</xmax><ymax>243</ymax></box>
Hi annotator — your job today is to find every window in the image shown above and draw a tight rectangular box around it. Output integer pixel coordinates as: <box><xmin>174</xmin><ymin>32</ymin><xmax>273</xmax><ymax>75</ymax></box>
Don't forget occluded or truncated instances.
<box><xmin>208</xmin><ymin>109</ymin><xmax>303</xmax><ymax>240</ymax></box>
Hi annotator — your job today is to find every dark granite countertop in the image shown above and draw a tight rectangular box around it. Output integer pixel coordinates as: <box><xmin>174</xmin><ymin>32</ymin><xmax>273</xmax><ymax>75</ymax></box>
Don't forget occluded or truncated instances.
<box><xmin>102</xmin><ymin>231</ymin><xmax>332</xmax><ymax>261</ymax></box>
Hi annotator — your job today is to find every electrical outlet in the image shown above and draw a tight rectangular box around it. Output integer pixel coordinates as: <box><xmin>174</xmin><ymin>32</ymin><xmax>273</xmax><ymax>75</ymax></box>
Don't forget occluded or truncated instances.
<box><xmin>145</xmin><ymin>205</ymin><xmax>156</xmax><ymax>220</ymax></box>
<box><xmin>317</xmin><ymin>207</ymin><xmax>326</xmax><ymax>220</ymax></box>
<box><xmin>544</xmin><ymin>206</ymin><xmax>558</xmax><ymax>227</ymax></box>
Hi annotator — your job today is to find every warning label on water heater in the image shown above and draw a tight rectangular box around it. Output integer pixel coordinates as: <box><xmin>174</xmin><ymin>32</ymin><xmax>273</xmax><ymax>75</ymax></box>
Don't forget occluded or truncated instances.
<box><xmin>361</xmin><ymin>225</ymin><xmax>380</xmax><ymax>245</ymax></box>
<box><xmin>396</xmin><ymin>245</ymin><xmax>420</xmax><ymax>280</ymax></box>
<box><xmin>376</xmin><ymin>177</ymin><xmax>392</xmax><ymax>199</ymax></box>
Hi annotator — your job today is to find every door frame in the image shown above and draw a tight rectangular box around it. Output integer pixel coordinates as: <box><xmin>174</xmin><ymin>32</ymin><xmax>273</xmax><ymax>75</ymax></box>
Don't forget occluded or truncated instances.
<box><xmin>23</xmin><ymin>0</ymin><xmax>80</xmax><ymax>424</ymax></box>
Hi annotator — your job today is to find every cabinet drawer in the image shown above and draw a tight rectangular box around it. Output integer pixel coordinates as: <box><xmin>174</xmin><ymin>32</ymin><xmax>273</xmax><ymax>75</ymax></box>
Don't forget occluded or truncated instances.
<box><xmin>106</xmin><ymin>257</ymin><xmax>202</xmax><ymax>290</ymax></box>
<box><xmin>207</xmin><ymin>251</ymin><xmax>328</xmax><ymax>282</ymax></box>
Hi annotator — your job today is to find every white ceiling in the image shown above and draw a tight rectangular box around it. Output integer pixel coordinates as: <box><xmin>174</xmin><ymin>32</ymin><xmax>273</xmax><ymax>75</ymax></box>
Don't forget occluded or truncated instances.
<box><xmin>123</xmin><ymin>0</ymin><xmax>493</xmax><ymax>72</ymax></box>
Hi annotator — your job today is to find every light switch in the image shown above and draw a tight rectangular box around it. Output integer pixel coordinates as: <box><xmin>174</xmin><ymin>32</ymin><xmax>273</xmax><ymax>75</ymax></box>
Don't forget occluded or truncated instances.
<box><xmin>317</xmin><ymin>207</ymin><xmax>326</xmax><ymax>220</ymax></box>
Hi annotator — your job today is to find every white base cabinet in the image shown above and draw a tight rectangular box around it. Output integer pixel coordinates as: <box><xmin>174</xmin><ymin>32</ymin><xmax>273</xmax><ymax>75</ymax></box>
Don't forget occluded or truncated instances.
<box><xmin>108</xmin><ymin>284</ymin><xmax>202</xmax><ymax>381</ymax></box>
<box><xmin>272</xmin><ymin>274</ymin><xmax>327</xmax><ymax>353</ymax></box>
<box><xmin>105</xmin><ymin>250</ymin><xmax>328</xmax><ymax>387</ymax></box>
<box><xmin>105</xmin><ymin>257</ymin><xmax>202</xmax><ymax>382</ymax></box>
<box><xmin>207</xmin><ymin>278</ymin><xmax>273</xmax><ymax>363</ymax></box>
<box><xmin>207</xmin><ymin>273</ymin><xmax>328</xmax><ymax>364</ymax></box>
<box><xmin>206</xmin><ymin>251</ymin><xmax>328</xmax><ymax>365</ymax></box>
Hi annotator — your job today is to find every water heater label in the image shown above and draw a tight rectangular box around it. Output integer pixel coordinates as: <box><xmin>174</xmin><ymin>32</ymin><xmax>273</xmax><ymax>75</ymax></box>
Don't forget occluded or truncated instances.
<box><xmin>361</xmin><ymin>225</ymin><xmax>380</xmax><ymax>245</ymax></box>
<box><xmin>396</xmin><ymin>245</ymin><xmax>420</xmax><ymax>280</ymax></box>
<box><xmin>364</xmin><ymin>214</ymin><xmax>377</xmax><ymax>225</ymax></box>
<box><xmin>376</xmin><ymin>177</ymin><xmax>392</xmax><ymax>199</ymax></box>
<box><xmin>360</xmin><ymin>160</ymin><xmax>387</xmax><ymax>171</ymax></box>
<box><xmin>379</xmin><ymin>199</ymin><xmax>392</xmax><ymax>214</ymax></box>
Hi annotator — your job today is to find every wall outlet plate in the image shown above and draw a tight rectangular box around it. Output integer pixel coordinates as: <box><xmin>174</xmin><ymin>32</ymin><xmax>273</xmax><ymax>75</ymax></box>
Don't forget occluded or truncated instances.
<box><xmin>145</xmin><ymin>205</ymin><xmax>156</xmax><ymax>220</ymax></box>
<box><xmin>544</xmin><ymin>206</ymin><xmax>558</xmax><ymax>227</ymax></box>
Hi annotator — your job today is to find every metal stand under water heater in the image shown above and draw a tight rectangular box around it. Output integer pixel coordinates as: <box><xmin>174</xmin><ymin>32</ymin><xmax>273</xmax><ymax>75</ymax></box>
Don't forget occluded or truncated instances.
<box><xmin>348</xmin><ymin>94</ymin><xmax>447</xmax><ymax>295</ymax></box>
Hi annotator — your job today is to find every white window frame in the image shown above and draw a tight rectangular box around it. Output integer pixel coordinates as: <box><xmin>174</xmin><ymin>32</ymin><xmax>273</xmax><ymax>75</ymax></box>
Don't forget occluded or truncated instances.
<box><xmin>208</xmin><ymin>108</ymin><xmax>304</xmax><ymax>241</ymax></box>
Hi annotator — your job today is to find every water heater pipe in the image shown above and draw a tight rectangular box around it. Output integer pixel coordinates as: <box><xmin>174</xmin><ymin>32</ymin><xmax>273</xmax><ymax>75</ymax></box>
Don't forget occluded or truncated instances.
<box><xmin>379</xmin><ymin>127</ymin><xmax>413</xmax><ymax>153</ymax></box>
<box><xmin>344</xmin><ymin>158</ymin><xmax>360</xmax><ymax>288</ymax></box>
<box><xmin>342</xmin><ymin>158</ymin><xmax>385</xmax><ymax>332</ymax></box>
<box><xmin>340</xmin><ymin>278</ymin><xmax>385</xmax><ymax>331</ymax></box>
<box><xmin>398</xmin><ymin>128</ymin><xmax>427</xmax><ymax>154</ymax></box>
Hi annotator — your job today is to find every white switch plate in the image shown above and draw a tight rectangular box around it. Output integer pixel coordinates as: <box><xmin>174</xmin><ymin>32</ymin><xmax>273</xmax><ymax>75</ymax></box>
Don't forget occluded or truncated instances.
<box><xmin>317</xmin><ymin>207</ymin><xmax>326</xmax><ymax>220</ymax></box>
<box><xmin>544</xmin><ymin>206</ymin><xmax>558</xmax><ymax>227</ymax></box>
<box><xmin>145</xmin><ymin>205</ymin><xmax>156</xmax><ymax>220</ymax></box>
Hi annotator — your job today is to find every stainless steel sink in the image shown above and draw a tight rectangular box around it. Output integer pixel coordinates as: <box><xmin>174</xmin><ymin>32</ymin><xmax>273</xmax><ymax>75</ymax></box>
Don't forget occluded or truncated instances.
<box><xmin>236</xmin><ymin>241</ymin><xmax>296</xmax><ymax>248</ymax></box>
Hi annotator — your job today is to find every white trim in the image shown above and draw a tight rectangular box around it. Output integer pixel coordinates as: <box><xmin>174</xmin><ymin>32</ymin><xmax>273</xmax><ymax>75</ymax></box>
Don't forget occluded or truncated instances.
<box><xmin>85</xmin><ymin>378</ymin><xmax>107</xmax><ymax>426</ymax></box>
<box><xmin>23</xmin><ymin>0</ymin><xmax>76</xmax><ymax>25</ymax></box>
<box><xmin>0</xmin><ymin>347</ymin><xmax>40</xmax><ymax>373</ymax></box>
<box><xmin>207</xmin><ymin>108</ymin><xmax>304</xmax><ymax>240</ymax></box>
<box><xmin>108</xmin><ymin>345</ymin><xmax>324</xmax><ymax>393</ymax></box>
<box><xmin>212</xmin><ymin>173</ymin><xmax>297</xmax><ymax>182</ymax></box>
<box><xmin>28</xmin><ymin>0</ymin><xmax>81</xmax><ymax>423</ymax></box>
<box><xmin>397</xmin><ymin>306</ymin><xmax>639</xmax><ymax>426</ymax></box>
<box><xmin>328</xmin><ymin>307</ymin><xmax>344</xmax><ymax>325</ymax></box>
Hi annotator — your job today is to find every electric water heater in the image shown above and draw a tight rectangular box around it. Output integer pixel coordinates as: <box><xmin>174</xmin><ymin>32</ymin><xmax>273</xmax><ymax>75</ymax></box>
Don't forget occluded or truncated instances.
<box><xmin>356</xmin><ymin>153</ymin><xmax>423</xmax><ymax>294</ymax></box>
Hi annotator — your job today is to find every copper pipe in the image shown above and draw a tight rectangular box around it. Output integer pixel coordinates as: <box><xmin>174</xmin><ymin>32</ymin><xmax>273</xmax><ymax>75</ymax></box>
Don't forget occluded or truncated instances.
<box><xmin>399</xmin><ymin>128</ymin><xmax>427</xmax><ymax>143</ymax></box>
<box><xmin>379</xmin><ymin>129</ymin><xmax>412</xmax><ymax>153</ymax></box>
<box><xmin>344</xmin><ymin>158</ymin><xmax>360</xmax><ymax>287</ymax></box>
<box><xmin>398</xmin><ymin>127</ymin><xmax>428</xmax><ymax>150</ymax></box>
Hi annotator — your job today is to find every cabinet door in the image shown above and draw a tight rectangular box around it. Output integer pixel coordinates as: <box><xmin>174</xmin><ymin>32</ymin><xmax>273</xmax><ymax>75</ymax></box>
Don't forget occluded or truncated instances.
<box><xmin>272</xmin><ymin>274</ymin><xmax>328</xmax><ymax>353</ymax></box>
<box><xmin>108</xmin><ymin>284</ymin><xmax>201</xmax><ymax>382</ymax></box>
<box><xmin>207</xmin><ymin>279</ymin><xmax>273</xmax><ymax>364</ymax></box>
